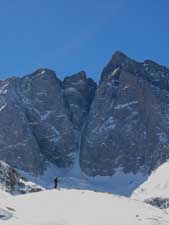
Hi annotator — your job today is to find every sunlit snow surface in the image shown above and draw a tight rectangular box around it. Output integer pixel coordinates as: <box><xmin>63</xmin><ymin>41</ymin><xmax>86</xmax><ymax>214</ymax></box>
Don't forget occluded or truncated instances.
<box><xmin>1</xmin><ymin>189</ymin><xmax>169</xmax><ymax>225</ymax></box>
<box><xmin>131</xmin><ymin>161</ymin><xmax>169</xmax><ymax>201</ymax></box>
<box><xmin>18</xmin><ymin>162</ymin><xmax>147</xmax><ymax>196</ymax></box>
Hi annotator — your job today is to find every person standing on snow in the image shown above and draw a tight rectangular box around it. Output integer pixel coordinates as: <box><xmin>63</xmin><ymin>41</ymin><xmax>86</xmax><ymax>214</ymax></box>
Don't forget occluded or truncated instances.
<box><xmin>54</xmin><ymin>177</ymin><xmax>58</xmax><ymax>189</ymax></box>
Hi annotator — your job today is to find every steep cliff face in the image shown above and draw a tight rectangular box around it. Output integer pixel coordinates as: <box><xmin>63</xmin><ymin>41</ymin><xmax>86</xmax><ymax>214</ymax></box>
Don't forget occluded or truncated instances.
<box><xmin>0</xmin><ymin>77</ymin><xmax>43</xmax><ymax>173</ymax></box>
<box><xmin>17</xmin><ymin>69</ymin><xmax>77</xmax><ymax>168</ymax></box>
<box><xmin>80</xmin><ymin>51</ymin><xmax>169</xmax><ymax>176</ymax></box>
<box><xmin>63</xmin><ymin>71</ymin><xmax>97</xmax><ymax>130</ymax></box>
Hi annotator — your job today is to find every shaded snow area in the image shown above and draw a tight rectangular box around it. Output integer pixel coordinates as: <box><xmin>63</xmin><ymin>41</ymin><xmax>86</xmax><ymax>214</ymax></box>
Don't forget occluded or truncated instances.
<box><xmin>1</xmin><ymin>189</ymin><xmax>169</xmax><ymax>225</ymax></box>
<box><xmin>131</xmin><ymin>161</ymin><xmax>169</xmax><ymax>209</ymax></box>
<box><xmin>19</xmin><ymin>163</ymin><xmax>147</xmax><ymax>196</ymax></box>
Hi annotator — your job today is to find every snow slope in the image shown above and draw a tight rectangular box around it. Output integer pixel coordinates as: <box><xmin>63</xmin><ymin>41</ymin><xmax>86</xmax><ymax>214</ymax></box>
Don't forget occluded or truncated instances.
<box><xmin>131</xmin><ymin>161</ymin><xmax>169</xmax><ymax>202</ymax></box>
<box><xmin>0</xmin><ymin>189</ymin><xmax>12</xmax><ymax>210</ymax></box>
<box><xmin>1</xmin><ymin>189</ymin><xmax>169</xmax><ymax>225</ymax></box>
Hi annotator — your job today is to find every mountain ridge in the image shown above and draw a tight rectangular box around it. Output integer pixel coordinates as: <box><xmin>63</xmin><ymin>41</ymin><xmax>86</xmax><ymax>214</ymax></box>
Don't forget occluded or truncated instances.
<box><xmin>0</xmin><ymin>51</ymin><xmax>169</xmax><ymax>184</ymax></box>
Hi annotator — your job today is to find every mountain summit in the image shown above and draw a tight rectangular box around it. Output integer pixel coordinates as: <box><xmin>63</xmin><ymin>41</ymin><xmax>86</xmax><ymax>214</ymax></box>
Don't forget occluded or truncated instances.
<box><xmin>0</xmin><ymin>51</ymin><xmax>169</xmax><ymax>184</ymax></box>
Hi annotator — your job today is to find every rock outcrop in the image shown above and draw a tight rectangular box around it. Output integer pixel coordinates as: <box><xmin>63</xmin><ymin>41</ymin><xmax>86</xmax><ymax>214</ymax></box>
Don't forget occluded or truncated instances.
<box><xmin>0</xmin><ymin>161</ymin><xmax>43</xmax><ymax>194</ymax></box>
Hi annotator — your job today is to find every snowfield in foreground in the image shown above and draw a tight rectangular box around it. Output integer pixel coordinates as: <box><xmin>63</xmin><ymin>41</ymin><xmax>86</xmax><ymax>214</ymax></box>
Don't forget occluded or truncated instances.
<box><xmin>1</xmin><ymin>189</ymin><xmax>169</xmax><ymax>225</ymax></box>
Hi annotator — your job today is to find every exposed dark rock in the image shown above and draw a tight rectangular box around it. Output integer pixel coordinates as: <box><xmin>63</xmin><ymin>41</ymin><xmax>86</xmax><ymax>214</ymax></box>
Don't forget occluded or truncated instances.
<box><xmin>145</xmin><ymin>197</ymin><xmax>169</xmax><ymax>209</ymax></box>
<box><xmin>63</xmin><ymin>71</ymin><xmax>97</xmax><ymax>130</ymax></box>
<box><xmin>80</xmin><ymin>52</ymin><xmax>169</xmax><ymax>176</ymax></box>
<box><xmin>17</xmin><ymin>69</ymin><xmax>77</xmax><ymax>168</ymax></box>
<box><xmin>0</xmin><ymin>77</ymin><xmax>43</xmax><ymax>173</ymax></box>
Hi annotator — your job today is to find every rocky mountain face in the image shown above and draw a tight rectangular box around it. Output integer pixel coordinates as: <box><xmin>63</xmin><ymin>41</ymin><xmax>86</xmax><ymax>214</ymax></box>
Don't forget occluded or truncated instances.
<box><xmin>0</xmin><ymin>69</ymin><xmax>96</xmax><ymax>174</ymax></box>
<box><xmin>80</xmin><ymin>51</ymin><xmax>169</xmax><ymax>176</ymax></box>
<box><xmin>0</xmin><ymin>51</ymin><xmax>169</xmax><ymax>178</ymax></box>
<box><xmin>63</xmin><ymin>71</ymin><xmax>97</xmax><ymax>130</ymax></box>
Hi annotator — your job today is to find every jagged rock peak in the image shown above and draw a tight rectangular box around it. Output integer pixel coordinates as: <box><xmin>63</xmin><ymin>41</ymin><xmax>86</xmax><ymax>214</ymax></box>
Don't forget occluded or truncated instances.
<box><xmin>31</xmin><ymin>68</ymin><xmax>56</xmax><ymax>76</ymax></box>
<box><xmin>63</xmin><ymin>70</ymin><xmax>97</xmax><ymax>92</ymax></box>
<box><xmin>63</xmin><ymin>71</ymin><xmax>87</xmax><ymax>83</ymax></box>
<box><xmin>143</xmin><ymin>59</ymin><xmax>169</xmax><ymax>73</ymax></box>
<box><xmin>101</xmin><ymin>51</ymin><xmax>169</xmax><ymax>88</ymax></box>
<box><xmin>24</xmin><ymin>68</ymin><xmax>61</xmax><ymax>82</ymax></box>
<box><xmin>100</xmin><ymin>51</ymin><xmax>138</xmax><ymax>83</ymax></box>
<box><xmin>112</xmin><ymin>50</ymin><xmax>129</xmax><ymax>60</ymax></box>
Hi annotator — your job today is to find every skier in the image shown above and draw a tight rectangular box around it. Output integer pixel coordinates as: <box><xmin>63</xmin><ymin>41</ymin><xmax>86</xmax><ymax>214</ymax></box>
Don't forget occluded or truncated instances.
<box><xmin>54</xmin><ymin>177</ymin><xmax>58</xmax><ymax>189</ymax></box>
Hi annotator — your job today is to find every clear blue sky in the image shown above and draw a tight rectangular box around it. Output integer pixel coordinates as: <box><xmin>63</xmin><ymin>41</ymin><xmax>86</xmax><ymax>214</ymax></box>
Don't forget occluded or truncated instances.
<box><xmin>0</xmin><ymin>0</ymin><xmax>169</xmax><ymax>81</ymax></box>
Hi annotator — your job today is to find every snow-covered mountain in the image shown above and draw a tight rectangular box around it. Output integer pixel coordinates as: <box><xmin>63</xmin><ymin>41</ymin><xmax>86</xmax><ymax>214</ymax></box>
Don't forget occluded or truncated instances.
<box><xmin>1</xmin><ymin>51</ymin><xmax>169</xmax><ymax>195</ymax></box>
<box><xmin>1</xmin><ymin>51</ymin><xmax>169</xmax><ymax>224</ymax></box>
<box><xmin>1</xmin><ymin>189</ymin><xmax>169</xmax><ymax>225</ymax></box>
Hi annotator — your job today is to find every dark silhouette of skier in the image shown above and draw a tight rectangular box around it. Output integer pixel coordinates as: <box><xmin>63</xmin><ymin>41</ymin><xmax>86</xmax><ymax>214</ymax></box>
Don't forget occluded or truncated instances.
<box><xmin>54</xmin><ymin>177</ymin><xmax>58</xmax><ymax>189</ymax></box>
